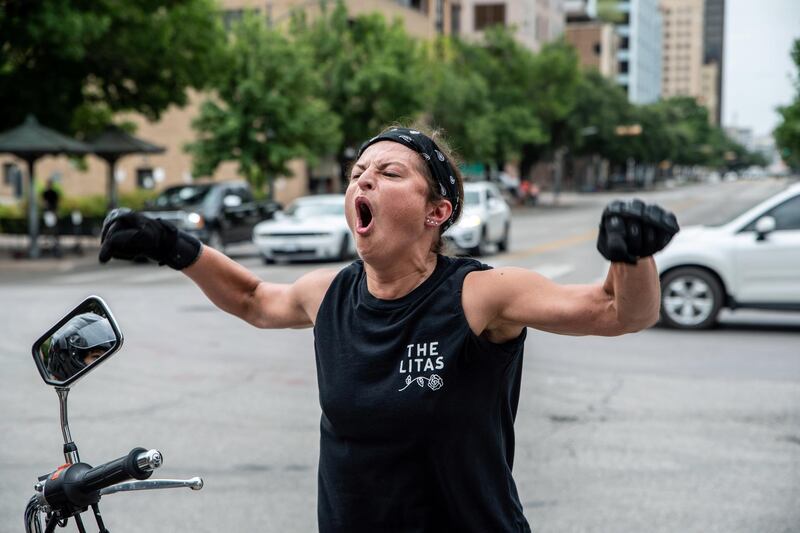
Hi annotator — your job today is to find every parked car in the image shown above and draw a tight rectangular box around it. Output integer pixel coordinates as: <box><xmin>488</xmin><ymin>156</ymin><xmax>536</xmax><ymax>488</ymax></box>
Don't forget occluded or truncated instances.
<box><xmin>142</xmin><ymin>181</ymin><xmax>280</xmax><ymax>252</ymax></box>
<box><xmin>444</xmin><ymin>182</ymin><xmax>511</xmax><ymax>256</ymax></box>
<box><xmin>252</xmin><ymin>194</ymin><xmax>355</xmax><ymax>263</ymax></box>
<box><xmin>654</xmin><ymin>182</ymin><xmax>800</xmax><ymax>329</ymax></box>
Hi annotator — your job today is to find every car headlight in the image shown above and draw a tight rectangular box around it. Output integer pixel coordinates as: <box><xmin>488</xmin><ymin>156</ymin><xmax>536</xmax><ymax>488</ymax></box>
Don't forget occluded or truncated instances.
<box><xmin>186</xmin><ymin>212</ymin><xmax>204</xmax><ymax>229</ymax></box>
<box><xmin>460</xmin><ymin>215</ymin><xmax>482</xmax><ymax>228</ymax></box>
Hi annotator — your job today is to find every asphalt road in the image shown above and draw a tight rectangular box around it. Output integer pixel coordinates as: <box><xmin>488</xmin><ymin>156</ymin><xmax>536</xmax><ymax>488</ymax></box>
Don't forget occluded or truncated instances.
<box><xmin>1</xmin><ymin>178</ymin><xmax>798</xmax><ymax>532</ymax></box>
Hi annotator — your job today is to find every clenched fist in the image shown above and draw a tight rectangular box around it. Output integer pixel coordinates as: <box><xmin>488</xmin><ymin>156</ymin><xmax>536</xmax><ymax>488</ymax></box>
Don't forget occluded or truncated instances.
<box><xmin>99</xmin><ymin>208</ymin><xmax>202</xmax><ymax>270</ymax></box>
<box><xmin>596</xmin><ymin>199</ymin><xmax>679</xmax><ymax>264</ymax></box>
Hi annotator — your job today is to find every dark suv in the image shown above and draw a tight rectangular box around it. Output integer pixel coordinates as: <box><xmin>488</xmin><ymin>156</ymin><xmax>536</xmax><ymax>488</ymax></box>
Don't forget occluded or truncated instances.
<box><xmin>142</xmin><ymin>181</ymin><xmax>281</xmax><ymax>252</ymax></box>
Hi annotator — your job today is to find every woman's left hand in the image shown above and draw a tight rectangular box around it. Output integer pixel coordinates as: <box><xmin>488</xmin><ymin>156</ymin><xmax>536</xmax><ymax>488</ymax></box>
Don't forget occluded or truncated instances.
<box><xmin>596</xmin><ymin>199</ymin><xmax>680</xmax><ymax>264</ymax></box>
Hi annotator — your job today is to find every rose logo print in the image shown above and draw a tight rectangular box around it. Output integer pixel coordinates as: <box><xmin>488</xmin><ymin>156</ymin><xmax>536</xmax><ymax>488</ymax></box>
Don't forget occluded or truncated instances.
<box><xmin>398</xmin><ymin>374</ymin><xmax>444</xmax><ymax>392</ymax></box>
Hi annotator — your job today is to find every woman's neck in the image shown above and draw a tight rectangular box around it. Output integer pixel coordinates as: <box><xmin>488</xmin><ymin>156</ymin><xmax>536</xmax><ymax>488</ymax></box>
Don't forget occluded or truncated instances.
<box><xmin>363</xmin><ymin>252</ymin><xmax>438</xmax><ymax>300</ymax></box>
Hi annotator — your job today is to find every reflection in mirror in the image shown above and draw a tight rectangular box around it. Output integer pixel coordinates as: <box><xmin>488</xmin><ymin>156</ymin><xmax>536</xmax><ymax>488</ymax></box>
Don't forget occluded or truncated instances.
<box><xmin>33</xmin><ymin>296</ymin><xmax>122</xmax><ymax>386</ymax></box>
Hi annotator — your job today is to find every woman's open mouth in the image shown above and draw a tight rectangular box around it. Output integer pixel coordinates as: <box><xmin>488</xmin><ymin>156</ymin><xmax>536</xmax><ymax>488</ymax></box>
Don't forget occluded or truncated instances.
<box><xmin>355</xmin><ymin>197</ymin><xmax>374</xmax><ymax>235</ymax></box>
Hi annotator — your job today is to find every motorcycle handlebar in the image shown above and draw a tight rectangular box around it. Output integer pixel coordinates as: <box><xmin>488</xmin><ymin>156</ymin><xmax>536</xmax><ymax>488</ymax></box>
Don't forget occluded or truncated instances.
<box><xmin>41</xmin><ymin>448</ymin><xmax>163</xmax><ymax>511</ymax></box>
<box><xmin>78</xmin><ymin>448</ymin><xmax>159</xmax><ymax>494</ymax></box>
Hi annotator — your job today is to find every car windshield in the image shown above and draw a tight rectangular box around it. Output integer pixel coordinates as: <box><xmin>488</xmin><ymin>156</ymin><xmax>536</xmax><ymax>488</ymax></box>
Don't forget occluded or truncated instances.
<box><xmin>286</xmin><ymin>201</ymin><xmax>344</xmax><ymax>218</ymax></box>
<box><xmin>153</xmin><ymin>185</ymin><xmax>213</xmax><ymax>208</ymax></box>
<box><xmin>464</xmin><ymin>191</ymin><xmax>482</xmax><ymax>206</ymax></box>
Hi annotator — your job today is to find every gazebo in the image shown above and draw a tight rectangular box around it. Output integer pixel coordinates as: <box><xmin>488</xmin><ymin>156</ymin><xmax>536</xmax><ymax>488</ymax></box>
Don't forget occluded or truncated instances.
<box><xmin>0</xmin><ymin>115</ymin><xmax>91</xmax><ymax>258</ymax></box>
<box><xmin>88</xmin><ymin>126</ymin><xmax>165</xmax><ymax>210</ymax></box>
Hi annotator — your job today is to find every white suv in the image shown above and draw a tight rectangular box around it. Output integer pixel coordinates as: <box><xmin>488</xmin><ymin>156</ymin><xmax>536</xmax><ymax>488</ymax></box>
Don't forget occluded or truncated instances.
<box><xmin>654</xmin><ymin>182</ymin><xmax>800</xmax><ymax>329</ymax></box>
<box><xmin>444</xmin><ymin>182</ymin><xmax>511</xmax><ymax>256</ymax></box>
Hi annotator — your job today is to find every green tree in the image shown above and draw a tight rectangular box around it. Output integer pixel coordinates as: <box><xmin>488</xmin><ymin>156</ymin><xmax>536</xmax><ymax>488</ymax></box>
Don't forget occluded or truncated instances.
<box><xmin>186</xmin><ymin>14</ymin><xmax>341</xmax><ymax>197</ymax></box>
<box><xmin>649</xmin><ymin>96</ymin><xmax>713</xmax><ymax>165</ymax></box>
<box><xmin>460</xmin><ymin>27</ymin><xmax>548</xmax><ymax>172</ymax></box>
<box><xmin>775</xmin><ymin>39</ymin><xmax>800</xmax><ymax>169</ymax></box>
<box><xmin>293</xmin><ymin>2</ymin><xmax>429</xmax><ymax>182</ymax></box>
<box><xmin>0</xmin><ymin>0</ymin><xmax>225</xmax><ymax>135</ymax></box>
<box><xmin>426</xmin><ymin>37</ymin><xmax>496</xmax><ymax>164</ymax></box>
<box><xmin>518</xmin><ymin>39</ymin><xmax>582</xmax><ymax>178</ymax></box>
<box><xmin>566</xmin><ymin>69</ymin><xmax>634</xmax><ymax>164</ymax></box>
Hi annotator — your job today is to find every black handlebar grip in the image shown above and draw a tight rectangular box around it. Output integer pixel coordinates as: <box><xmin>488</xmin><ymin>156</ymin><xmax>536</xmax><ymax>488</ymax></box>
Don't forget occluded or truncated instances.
<box><xmin>79</xmin><ymin>447</ymin><xmax>153</xmax><ymax>493</ymax></box>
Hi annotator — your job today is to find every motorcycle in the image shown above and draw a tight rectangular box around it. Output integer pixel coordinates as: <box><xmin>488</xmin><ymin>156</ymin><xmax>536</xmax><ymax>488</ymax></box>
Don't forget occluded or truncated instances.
<box><xmin>24</xmin><ymin>295</ymin><xmax>203</xmax><ymax>533</ymax></box>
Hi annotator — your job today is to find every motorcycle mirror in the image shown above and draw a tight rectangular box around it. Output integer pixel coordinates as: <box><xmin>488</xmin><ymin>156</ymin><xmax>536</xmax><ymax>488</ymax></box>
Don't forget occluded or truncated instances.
<box><xmin>31</xmin><ymin>295</ymin><xmax>123</xmax><ymax>387</ymax></box>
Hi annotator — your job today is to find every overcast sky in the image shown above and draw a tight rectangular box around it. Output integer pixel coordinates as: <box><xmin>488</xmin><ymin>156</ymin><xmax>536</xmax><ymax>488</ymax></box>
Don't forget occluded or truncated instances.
<box><xmin>723</xmin><ymin>0</ymin><xmax>800</xmax><ymax>138</ymax></box>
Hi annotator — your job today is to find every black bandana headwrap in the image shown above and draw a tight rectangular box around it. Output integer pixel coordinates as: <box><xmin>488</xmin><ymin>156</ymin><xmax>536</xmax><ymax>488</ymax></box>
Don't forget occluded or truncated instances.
<box><xmin>357</xmin><ymin>127</ymin><xmax>461</xmax><ymax>231</ymax></box>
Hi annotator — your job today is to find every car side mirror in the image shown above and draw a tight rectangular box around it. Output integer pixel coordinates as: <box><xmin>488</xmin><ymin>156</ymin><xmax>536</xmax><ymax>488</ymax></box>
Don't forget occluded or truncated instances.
<box><xmin>32</xmin><ymin>296</ymin><xmax>123</xmax><ymax>388</ymax></box>
<box><xmin>223</xmin><ymin>195</ymin><xmax>242</xmax><ymax>209</ymax></box>
<box><xmin>754</xmin><ymin>216</ymin><xmax>776</xmax><ymax>241</ymax></box>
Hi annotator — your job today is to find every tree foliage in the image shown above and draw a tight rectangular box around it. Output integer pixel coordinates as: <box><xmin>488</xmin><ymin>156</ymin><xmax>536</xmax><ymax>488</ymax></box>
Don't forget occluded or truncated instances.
<box><xmin>292</xmin><ymin>1</ymin><xmax>429</xmax><ymax>178</ymax></box>
<box><xmin>0</xmin><ymin>0</ymin><xmax>225</xmax><ymax>136</ymax></box>
<box><xmin>426</xmin><ymin>38</ymin><xmax>496</xmax><ymax>163</ymax></box>
<box><xmin>186</xmin><ymin>14</ymin><xmax>340</xmax><ymax>194</ymax></box>
<box><xmin>775</xmin><ymin>38</ymin><xmax>800</xmax><ymax>169</ymax></box>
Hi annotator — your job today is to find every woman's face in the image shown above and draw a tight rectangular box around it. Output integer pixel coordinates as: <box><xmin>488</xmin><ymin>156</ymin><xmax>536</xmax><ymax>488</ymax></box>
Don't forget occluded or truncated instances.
<box><xmin>345</xmin><ymin>141</ymin><xmax>434</xmax><ymax>263</ymax></box>
<box><xmin>83</xmin><ymin>348</ymin><xmax>105</xmax><ymax>366</ymax></box>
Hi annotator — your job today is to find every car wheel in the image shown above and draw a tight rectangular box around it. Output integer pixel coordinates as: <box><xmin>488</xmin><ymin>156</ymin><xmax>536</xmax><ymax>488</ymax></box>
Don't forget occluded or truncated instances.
<box><xmin>207</xmin><ymin>229</ymin><xmax>225</xmax><ymax>254</ymax></box>
<box><xmin>336</xmin><ymin>234</ymin><xmax>351</xmax><ymax>261</ymax></box>
<box><xmin>660</xmin><ymin>267</ymin><xmax>723</xmax><ymax>330</ymax></box>
<box><xmin>468</xmin><ymin>226</ymin><xmax>488</xmax><ymax>257</ymax></box>
<box><xmin>498</xmin><ymin>222</ymin><xmax>510</xmax><ymax>253</ymax></box>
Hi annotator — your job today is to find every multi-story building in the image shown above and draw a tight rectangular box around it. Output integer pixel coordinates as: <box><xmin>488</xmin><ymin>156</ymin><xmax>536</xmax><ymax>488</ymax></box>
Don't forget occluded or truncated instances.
<box><xmin>700</xmin><ymin>61</ymin><xmax>719</xmax><ymax>125</ymax></box>
<box><xmin>661</xmin><ymin>0</ymin><xmax>704</xmax><ymax>99</ymax></box>
<box><xmin>588</xmin><ymin>0</ymin><xmax>662</xmax><ymax>104</ymax></box>
<box><xmin>0</xmin><ymin>0</ymin><xmax>458</xmax><ymax>205</ymax></box>
<box><xmin>725</xmin><ymin>126</ymin><xmax>754</xmax><ymax>152</ymax></box>
<box><xmin>703</xmin><ymin>0</ymin><xmax>724</xmax><ymax>124</ymax></box>
<box><xmin>456</xmin><ymin>0</ymin><xmax>565</xmax><ymax>52</ymax></box>
<box><xmin>565</xmin><ymin>1</ymin><xmax>618</xmax><ymax>78</ymax></box>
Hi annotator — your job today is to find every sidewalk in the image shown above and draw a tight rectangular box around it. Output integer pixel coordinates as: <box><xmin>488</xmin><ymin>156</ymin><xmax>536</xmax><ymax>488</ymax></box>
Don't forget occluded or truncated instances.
<box><xmin>0</xmin><ymin>234</ymin><xmax>101</xmax><ymax>273</ymax></box>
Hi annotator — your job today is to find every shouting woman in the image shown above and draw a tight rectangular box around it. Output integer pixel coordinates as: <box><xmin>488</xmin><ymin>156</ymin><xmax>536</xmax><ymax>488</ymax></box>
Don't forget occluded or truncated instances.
<box><xmin>99</xmin><ymin>126</ymin><xmax>679</xmax><ymax>532</ymax></box>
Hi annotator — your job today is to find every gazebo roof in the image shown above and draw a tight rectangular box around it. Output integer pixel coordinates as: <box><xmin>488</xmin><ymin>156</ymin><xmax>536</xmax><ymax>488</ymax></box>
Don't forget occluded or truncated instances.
<box><xmin>0</xmin><ymin>115</ymin><xmax>91</xmax><ymax>159</ymax></box>
<box><xmin>88</xmin><ymin>125</ymin><xmax>165</xmax><ymax>159</ymax></box>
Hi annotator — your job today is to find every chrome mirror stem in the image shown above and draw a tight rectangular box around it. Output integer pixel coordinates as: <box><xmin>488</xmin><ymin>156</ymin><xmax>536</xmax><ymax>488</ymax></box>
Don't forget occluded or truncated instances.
<box><xmin>55</xmin><ymin>387</ymin><xmax>79</xmax><ymax>464</ymax></box>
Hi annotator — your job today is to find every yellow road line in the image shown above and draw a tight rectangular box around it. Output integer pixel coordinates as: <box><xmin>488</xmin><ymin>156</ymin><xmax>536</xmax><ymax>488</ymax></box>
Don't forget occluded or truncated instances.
<box><xmin>498</xmin><ymin>197</ymin><xmax>701</xmax><ymax>260</ymax></box>
<box><xmin>500</xmin><ymin>229</ymin><xmax>598</xmax><ymax>260</ymax></box>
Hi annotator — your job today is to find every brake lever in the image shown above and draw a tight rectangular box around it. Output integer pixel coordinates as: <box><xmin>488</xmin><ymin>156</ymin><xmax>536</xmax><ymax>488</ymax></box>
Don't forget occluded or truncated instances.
<box><xmin>99</xmin><ymin>477</ymin><xmax>204</xmax><ymax>496</ymax></box>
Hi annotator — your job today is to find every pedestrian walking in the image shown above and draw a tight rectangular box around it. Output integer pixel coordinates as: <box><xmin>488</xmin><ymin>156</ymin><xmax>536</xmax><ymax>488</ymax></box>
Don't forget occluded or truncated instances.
<box><xmin>41</xmin><ymin>178</ymin><xmax>61</xmax><ymax>256</ymax></box>
<box><xmin>98</xmin><ymin>125</ymin><xmax>679</xmax><ymax>532</ymax></box>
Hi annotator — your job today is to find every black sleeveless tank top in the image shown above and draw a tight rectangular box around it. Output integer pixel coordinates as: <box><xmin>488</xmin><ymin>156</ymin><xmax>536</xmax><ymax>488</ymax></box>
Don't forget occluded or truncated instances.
<box><xmin>313</xmin><ymin>254</ymin><xmax>530</xmax><ymax>532</ymax></box>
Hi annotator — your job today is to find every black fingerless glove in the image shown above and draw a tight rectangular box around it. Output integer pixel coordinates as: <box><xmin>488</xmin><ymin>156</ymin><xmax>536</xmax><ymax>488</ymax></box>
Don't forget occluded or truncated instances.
<box><xmin>99</xmin><ymin>208</ymin><xmax>202</xmax><ymax>270</ymax></box>
<box><xmin>597</xmin><ymin>199</ymin><xmax>680</xmax><ymax>264</ymax></box>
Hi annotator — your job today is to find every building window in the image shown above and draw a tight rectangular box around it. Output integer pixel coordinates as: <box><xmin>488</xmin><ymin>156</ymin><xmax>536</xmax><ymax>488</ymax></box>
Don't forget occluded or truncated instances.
<box><xmin>474</xmin><ymin>3</ymin><xmax>506</xmax><ymax>31</ymax></box>
<box><xmin>137</xmin><ymin>168</ymin><xmax>155</xmax><ymax>190</ymax></box>
<box><xmin>222</xmin><ymin>9</ymin><xmax>244</xmax><ymax>31</ymax></box>
<box><xmin>398</xmin><ymin>0</ymin><xmax>428</xmax><ymax>12</ymax></box>
<box><xmin>619</xmin><ymin>61</ymin><xmax>629</xmax><ymax>74</ymax></box>
<box><xmin>451</xmin><ymin>3</ymin><xmax>461</xmax><ymax>35</ymax></box>
<box><xmin>435</xmin><ymin>0</ymin><xmax>444</xmax><ymax>33</ymax></box>
<box><xmin>593</xmin><ymin>42</ymin><xmax>601</xmax><ymax>56</ymax></box>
